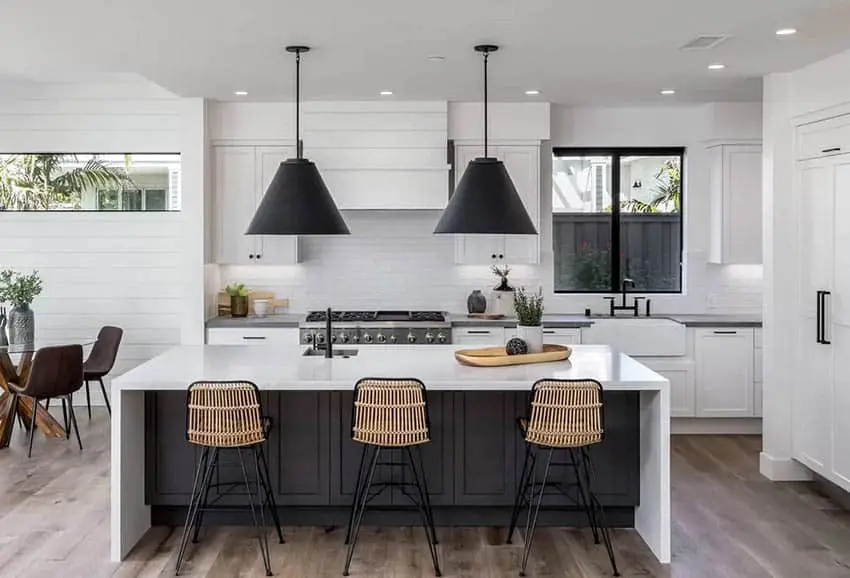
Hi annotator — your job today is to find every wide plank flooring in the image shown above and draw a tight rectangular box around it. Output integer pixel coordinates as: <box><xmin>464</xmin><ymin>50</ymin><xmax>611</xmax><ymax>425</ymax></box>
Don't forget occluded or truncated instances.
<box><xmin>1</xmin><ymin>410</ymin><xmax>849</xmax><ymax>577</ymax></box>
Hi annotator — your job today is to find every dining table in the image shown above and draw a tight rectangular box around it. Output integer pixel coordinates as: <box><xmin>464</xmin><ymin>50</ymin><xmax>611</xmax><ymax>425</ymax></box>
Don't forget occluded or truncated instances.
<box><xmin>0</xmin><ymin>340</ymin><xmax>94</xmax><ymax>449</ymax></box>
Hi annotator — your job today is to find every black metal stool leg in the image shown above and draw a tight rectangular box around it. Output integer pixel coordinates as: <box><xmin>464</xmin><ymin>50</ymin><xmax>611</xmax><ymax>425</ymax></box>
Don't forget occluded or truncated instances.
<box><xmin>344</xmin><ymin>444</ymin><xmax>369</xmax><ymax>545</ymax></box>
<box><xmin>411</xmin><ymin>446</ymin><xmax>439</xmax><ymax>546</ymax></box>
<box><xmin>507</xmin><ymin>443</ymin><xmax>534</xmax><ymax>544</ymax></box>
<box><xmin>192</xmin><ymin>448</ymin><xmax>219</xmax><ymax>543</ymax></box>
<box><xmin>581</xmin><ymin>448</ymin><xmax>620</xmax><ymax>577</ymax></box>
<box><xmin>176</xmin><ymin>447</ymin><xmax>211</xmax><ymax>575</ymax></box>
<box><xmin>343</xmin><ymin>446</ymin><xmax>381</xmax><ymax>576</ymax></box>
<box><xmin>569</xmin><ymin>447</ymin><xmax>600</xmax><ymax>544</ymax></box>
<box><xmin>237</xmin><ymin>447</ymin><xmax>273</xmax><ymax>577</ymax></box>
<box><xmin>520</xmin><ymin>447</ymin><xmax>554</xmax><ymax>577</ymax></box>
<box><xmin>257</xmin><ymin>444</ymin><xmax>285</xmax><ymax>544</ymax></box>
<box><xmin>406</xmin><ymin>446</ymin><xmax>441</xmax><ymax>576</ymax></box>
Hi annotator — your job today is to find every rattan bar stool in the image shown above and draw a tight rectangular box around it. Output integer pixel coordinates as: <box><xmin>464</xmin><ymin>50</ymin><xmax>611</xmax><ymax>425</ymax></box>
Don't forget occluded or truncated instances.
<box><xmin>175</xmin><ymin>381</ymin><xmax>284</xmax><ymax>576</ymax></box>
<box><xmin>506</xmin><ymin>379</ymin><xmax>620</xmax><ymax>577</ymax></box>
<box><xmin>342</xmin><ymin>378</ymin><xmax>441</xmax><ymax>577</ymax></box>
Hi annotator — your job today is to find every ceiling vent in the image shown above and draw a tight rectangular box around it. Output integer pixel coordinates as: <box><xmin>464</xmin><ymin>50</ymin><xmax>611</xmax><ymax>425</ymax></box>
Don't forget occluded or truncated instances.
<box><xmin>680</xmin><ymin>35</ymin><xmax>729</xmax><ymax>51</ymax></box>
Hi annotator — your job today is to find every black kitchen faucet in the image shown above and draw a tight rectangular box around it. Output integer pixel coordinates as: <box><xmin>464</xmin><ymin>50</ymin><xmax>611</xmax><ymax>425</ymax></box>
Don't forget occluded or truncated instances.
<box><xmin>604</xmin><ymin>278</ymin><xmax>646</xmax><ymax>316</ymax></box>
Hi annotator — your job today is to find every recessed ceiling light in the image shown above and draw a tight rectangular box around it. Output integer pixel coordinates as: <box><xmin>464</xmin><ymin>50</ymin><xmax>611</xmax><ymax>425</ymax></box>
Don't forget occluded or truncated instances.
<box><xmin>776</xmin><ymin>28</ymin><xmax>797</xmax><ymax>36</ymax></box>
<box><xmin>233</xmin><ymin>90</ymin><xmax>248</xmax><ymax>96</ymax></box>
<box><xmin>380</xmin><ymin>90</ymin><xmax>393</xmax><ymax>96</ymax></box>
<box><xmin>427</xmin><ymin>55</ymin><xmax>446</xmax><ymax>62</ymax></box>
<box><xmin>660</xmin><ymin>89</ymin><xmax>676</xmax><ymax>95</ymax></box>
<box><xmin>525</xmin><ymin>89</ymin><xmax>540</xmax><ymax>96</ymax></box>
<box><xmin>707</xmin><ymin>63</ymin><xmax>726</xmax><ymax>70</ymax></box>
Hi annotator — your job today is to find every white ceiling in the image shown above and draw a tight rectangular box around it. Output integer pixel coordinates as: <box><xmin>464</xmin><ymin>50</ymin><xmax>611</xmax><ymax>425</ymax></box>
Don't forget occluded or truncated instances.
<box><xmin>1</xmin><ymin>0</ymin><xmax>850</xmax><ymax>105</ymax></box>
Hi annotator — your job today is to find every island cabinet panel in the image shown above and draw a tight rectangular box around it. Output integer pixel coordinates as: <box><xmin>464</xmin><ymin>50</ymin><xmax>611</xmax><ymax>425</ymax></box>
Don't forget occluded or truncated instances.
<box><xmin>145</xmin><ymin>392</ymin><xmax>198</xmax><ymax>505</ymax></box>
<box><xmin>453</xmin><ymin>392</ymin><xmax>519</xmax><ymax>506</ymax></box>
<box><xmin>329</xmin><ymin>391</ymin><xmax>453</xmax><ymax>507</ymax></box>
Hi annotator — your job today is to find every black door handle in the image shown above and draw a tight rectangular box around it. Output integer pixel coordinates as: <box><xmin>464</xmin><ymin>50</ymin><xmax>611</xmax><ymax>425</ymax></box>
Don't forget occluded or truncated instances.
<box><xmin>822</xmin><ymin>291</ymin><xmax>832</xmax><ymax>345</ymax></box>
<box><xmin>817</xmin><ymin>291</ymin><xmax>823</xmax><ymax>344</ymax></box>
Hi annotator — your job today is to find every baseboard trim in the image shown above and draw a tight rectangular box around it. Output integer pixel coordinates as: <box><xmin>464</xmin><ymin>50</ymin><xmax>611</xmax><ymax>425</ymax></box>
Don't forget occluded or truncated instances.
<box><xmin>813</xmin><ymin>474</ymin><xmax>850</xmax><ymax>511</ymax></box>
<box><xmin>759</xmin><ymin>452</ymin><xmax>814</xmax><ymax>481</ymax></box>
<box><xmin>672</xmin><ymin>418</ymin><xmax>762</xmax><ymax>435</ymax></box>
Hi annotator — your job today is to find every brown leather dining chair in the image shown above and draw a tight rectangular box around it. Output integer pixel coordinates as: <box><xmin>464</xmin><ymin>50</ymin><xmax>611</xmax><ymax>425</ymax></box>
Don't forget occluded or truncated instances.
<box><xmin>8</xmin><ymin>344</ymin><xmax>84</xmax><ymax>457</ymax></box>
<box><xmin>83</xmin><ymin>326</ymin><xmax>123</xmax><ymax>418</ymax></box>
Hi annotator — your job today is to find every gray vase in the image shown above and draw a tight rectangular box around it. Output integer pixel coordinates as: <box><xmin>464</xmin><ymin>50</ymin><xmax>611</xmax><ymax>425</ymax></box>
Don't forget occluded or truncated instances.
<box><xmin>9</xmin><ymin>305</ymin><xmax>34</xmax><ymax>345</ymax></box>
<box><xmin>467</xmin><ymin>290</ymin><xmax>487</xmax><ymax>314</ymax></box>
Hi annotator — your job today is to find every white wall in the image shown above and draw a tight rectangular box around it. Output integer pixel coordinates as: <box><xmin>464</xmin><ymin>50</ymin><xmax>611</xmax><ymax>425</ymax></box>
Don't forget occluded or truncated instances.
<box><xmin>210</xmin><ymin>101</ymin><xmax>763</xmax><ymax>317</ymax></box>
<box><xmin>0</xmin><ymin>76</ymin><xmax>188</xmax><ymax>405</ymax></box>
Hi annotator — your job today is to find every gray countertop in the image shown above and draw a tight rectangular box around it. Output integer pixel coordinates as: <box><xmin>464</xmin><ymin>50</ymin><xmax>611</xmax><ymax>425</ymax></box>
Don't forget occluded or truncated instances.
<box><xmin>206</xmin><ymin>312</ymin><xmax>762</xmax><ymax>329</ymax></box>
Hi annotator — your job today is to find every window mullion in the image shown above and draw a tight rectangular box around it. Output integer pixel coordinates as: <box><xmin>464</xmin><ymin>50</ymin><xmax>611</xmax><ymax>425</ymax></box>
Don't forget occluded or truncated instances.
<box><xmin>611</xmin><ymin>153</ymin><xmax>621</xmax><ymax>293</ymax></box>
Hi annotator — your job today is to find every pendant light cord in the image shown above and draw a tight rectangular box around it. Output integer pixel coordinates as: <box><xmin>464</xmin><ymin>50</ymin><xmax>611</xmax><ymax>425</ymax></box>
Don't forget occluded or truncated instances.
<box><xmin>483</xmin><ymin>49</ymin><xmax>489</xmax><ymax>158</ymax></box>
<box><xmin>295</xmin><ymin>49</ymin><xmax>302</xmax><ymax>159</ymax></box>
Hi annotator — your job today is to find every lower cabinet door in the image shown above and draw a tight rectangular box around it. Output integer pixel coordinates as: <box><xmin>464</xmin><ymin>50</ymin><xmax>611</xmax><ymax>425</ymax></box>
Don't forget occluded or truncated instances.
<box><xmin>453</xmin><ymin>327</ymin><xmax>507</xmax><ymax>346</ymax></box>
<box><xmin>695</xmin><ymin>329</ymin><xmax>755</xmax><ymax>417</ymax></box>
<box><xmin>830</xmin><ymin>324</ymin><xmax>850</xmax><ymax>489</ymax></box>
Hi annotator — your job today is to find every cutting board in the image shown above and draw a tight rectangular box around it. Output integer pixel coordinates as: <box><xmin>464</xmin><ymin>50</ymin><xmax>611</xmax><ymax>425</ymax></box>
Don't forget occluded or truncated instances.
<box><xmin>455</xmin><ymin>344</ymin><xmax>571</xmax><ymax>367</ymax></box>
<box><xmin>217</xmin><ymin>291</ymin><xmax>289</xmax><ymax>316</ymax></box>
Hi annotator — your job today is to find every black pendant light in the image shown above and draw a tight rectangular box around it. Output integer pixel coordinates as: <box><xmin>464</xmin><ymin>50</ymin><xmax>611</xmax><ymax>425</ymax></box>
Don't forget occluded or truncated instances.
<box><xmin>246</xmin><ymin>46</ymin><xmax>349</xmax><ymax>236</ymax></box>
<box><xmin>434</xmin><ymin>44</ymin><xmax>537</xmax><ymax>235</ymax></box>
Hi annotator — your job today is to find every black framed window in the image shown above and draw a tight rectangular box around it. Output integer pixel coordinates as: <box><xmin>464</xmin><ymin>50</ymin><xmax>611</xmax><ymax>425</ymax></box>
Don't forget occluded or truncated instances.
<box><xmin>552</xmin><ymin>147</ymin><xmax>684</xmax><ymax>293</ymax></box>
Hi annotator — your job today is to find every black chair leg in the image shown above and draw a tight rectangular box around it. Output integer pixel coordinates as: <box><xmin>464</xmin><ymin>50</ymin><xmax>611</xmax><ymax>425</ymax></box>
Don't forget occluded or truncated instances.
<box><xmin>407</xmin><ymin>446</ymin><xmax>441</xmax><ymax>576</ymax></box>
<box><xmin>520</xmin><ymin>447</ymin><xmax>554</xmax><ymax>577</ymax></box>
<box><xmin>61</xmin><ymin>398</ymin><xmax>70</xmax><ymax>439</ymax></box>
<box><xmin>344</xmin><ymin>444</ymin><xmax>369</xmax><ymax>545</ymax></box>
<box><xmin>257</xmin><ymin>445</ymin><xmax>285</xmax><ymax>544</ymax></box>
<box><xmin>176</xmin><ymin>447</ymin><xmax>213</xmax><ymax>575</ymax></box>
<box><xmin>26</xmin><ymin>397</ymin><xmax>37</xmax><ymax>458</ymax></box>
<box><xmin>192</xmin><ymin>448</ymin><xmax>219</xmax><ymax>544</ymax></box>
<box><xmin>66</xmin><ymin>396</ymin><xmax>83</xmax><ymax>451</ymax></box>
<box><xmin>412</xmin><ymin>445</ymin><xmax>439</xmax><ymax>546</ymax></box>
<box><xmin>507</xmin><ymin>443</ymin><xmax>534</xmax><ymax>544</ymax></box>
<box><xmin>99</xmin><ymin>377</ymin><xmax>111</xmax><ymax>416</ymax></box>
<box><xmin>343</xmin><ymin>446</ymin><xmax>381</xmax><ymax>576</ymax></box>
<box><xmin>237</xmin><ymin>447</ymin><xmax>272</xmax><ymax>577</ymax></box>
<box><xmin>44</xmin><ymin>398</ymin><xmax>50</xmax><ymax>413</ymax></box>
<box><xmin>581</xmin><ymin>448</ymin><xmax>620</xmax><ymax>577</ymax></box>
<box><xmin>84</xmin><ymin>380</ymin><xmax>92</xmax><ymax>420</ymax></box>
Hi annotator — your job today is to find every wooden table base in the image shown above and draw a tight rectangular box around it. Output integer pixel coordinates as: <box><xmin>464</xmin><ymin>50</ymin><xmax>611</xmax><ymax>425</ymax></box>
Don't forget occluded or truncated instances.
<box><xmin>0</xmin><ymin>351</ymin><xmax>67</xmax><ymax>449</ymax></box>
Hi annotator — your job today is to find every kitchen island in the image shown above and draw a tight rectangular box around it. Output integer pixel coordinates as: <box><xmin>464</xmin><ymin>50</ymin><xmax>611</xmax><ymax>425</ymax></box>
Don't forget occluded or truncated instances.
<box><xmin>111</xmin><ymin>344</ymin><xmax>670</xmax><ymax>564</ymax></box>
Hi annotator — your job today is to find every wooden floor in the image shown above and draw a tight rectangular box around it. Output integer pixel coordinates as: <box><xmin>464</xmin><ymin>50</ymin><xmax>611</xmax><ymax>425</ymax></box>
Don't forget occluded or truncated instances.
<box><xmin>1</xmin><ymin>410</ymin><xmax>849</xmax><ymax>577</ymax></box>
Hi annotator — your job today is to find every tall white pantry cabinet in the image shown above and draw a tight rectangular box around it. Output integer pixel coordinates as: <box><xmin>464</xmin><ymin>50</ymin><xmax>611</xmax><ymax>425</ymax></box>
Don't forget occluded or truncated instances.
<box><xmin>793</xmin><ymin>113</ymin><xmax>850</xmax><ymax>492</ymax></box>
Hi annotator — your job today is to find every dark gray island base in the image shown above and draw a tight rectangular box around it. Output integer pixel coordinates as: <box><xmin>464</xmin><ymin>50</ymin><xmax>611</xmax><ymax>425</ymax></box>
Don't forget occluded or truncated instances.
<box><xmin>146</xmin><ymin>391</ymin><xmax>640</xmax><ymax>528</ymax></box>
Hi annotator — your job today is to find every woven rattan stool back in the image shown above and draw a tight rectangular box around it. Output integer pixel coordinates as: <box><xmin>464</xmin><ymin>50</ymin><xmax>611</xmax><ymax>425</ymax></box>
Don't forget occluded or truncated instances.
<box><xmin>524</xmin><ymin>379</ymin><xmax>604</xmax><ymax>449</ymax></box>
<box><xmin>351</xmin><ymin>378</ymin><xmax>431</xmax><ymax>447</ymax></box>
<box><xmin>186</xmin><ymin>381</ymin><xmax>265</xmax><ymax>448</ymax></box>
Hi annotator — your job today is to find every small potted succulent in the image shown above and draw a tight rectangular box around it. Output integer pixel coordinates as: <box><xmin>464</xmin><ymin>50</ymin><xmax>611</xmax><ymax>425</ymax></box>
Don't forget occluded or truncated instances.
<box><xmin>225</xmin><ymin>284</ymin><xmax>250</xmax><ymax>318</ymax></box>
<box><xmin>513</xmin><ymin>287</ymin><xmax>544</xmax><ymax>353</ymax></box>
<box><xmin>0</xmin><ymin>269</ymin><xmax>43</xmax><ymax>345</ymax></box>
<box><xmin>489</xmin><ymin>264</ymin><xmax>514</xmax><ymax>316</ymax></box>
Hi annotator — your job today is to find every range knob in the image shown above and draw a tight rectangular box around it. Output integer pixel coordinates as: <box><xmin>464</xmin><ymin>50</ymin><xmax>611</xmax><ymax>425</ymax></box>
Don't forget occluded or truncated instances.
<box><xmin>376</xmin><ymin>332</ymin><xmax>386</xmax><ymax>344</ymax></box>
<box><xmin>315</xmin><ymin>333</ymin><xmax>326</xmax><ymax>345</ymax></box>
<box><xmin>407</xmin><ymin>333</ymin><xmax>417</xmax><ymax>344</ymax></box>
<box><xmin>303</xmin><ymin>333</ymin><xmax>314</xmax><ymax>344</ymax></box>
<box><xmin>339</xmin><ymin>332</ymin><xmax>350</xmax><ymax>344</ymax></box>
<box><xmin>330</xmin><ymin>334</ymin><xmax>338</xmax><ymax>343</ymax></box>
<box><xmin>389</xmin><ymin>335</ymin><xmax>398</xmax><ymax>344</ymax></box>
<box><xmin>437</xmin><ymin>332</ymin><xmax>447</xmax><ymax>344</ymax></box>
<box><xmin>362</xmin><ymin>333</ymin><xmax>373</xmax><ymax>344</ymax></box>
<box><xmin>351</xmin><ymin>333</ymin><xmax>360</xmax><ymax>343</ymax></box>
<box><xmin>425</xmin><ymin>331</ymin><xmax>435</xmax><ymax>344</ymax></box>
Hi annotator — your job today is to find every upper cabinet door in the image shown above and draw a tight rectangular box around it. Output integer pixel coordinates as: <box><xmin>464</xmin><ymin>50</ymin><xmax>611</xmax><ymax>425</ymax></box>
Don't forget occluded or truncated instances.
<box><xmin>453</xmin><ymin>144</ymin><xmax>505</xmax><ymax>263</ymax></box>
<box><xmin>830</xmin><ymin>156</ymin><xmax>850</xmax><ymax>326</ymax></box>
<box><xmin>255</xmin><ymin>146</ymin><xmax>299</xmax><ymax>265</ymax></box>
<box><xmin>708</xmin><ymin>144</ymin><xmax>762</xmax><ymax>264</ymax></box>
<box><xmin>214</xmin><ymin>146</ymin><xmax>258</xmax><ymax>265</ymax></box>
<box><xmin>500</xmin><ymin>145</ymin><xmax>540</xmax><ymax>264</ymax></box>
<box><xmin>797</xmin><ymin>158</ymin><xmax>835</xmax><ymax>320</ymax></box>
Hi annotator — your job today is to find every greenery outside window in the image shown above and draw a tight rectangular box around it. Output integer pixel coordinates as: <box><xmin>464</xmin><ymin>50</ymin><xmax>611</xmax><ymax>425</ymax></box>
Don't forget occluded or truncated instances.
<box><xmin>553</xmin><ymin>147</ymin><xmax>684</xmax><ymax>293</ymax></box>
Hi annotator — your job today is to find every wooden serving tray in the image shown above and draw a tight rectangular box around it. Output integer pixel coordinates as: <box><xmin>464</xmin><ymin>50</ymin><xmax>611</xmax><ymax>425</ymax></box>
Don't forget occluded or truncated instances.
<box><xmin>455</xmin><ymin>344</ymin><xmax>572</xmax><ymax>367</ymax></box>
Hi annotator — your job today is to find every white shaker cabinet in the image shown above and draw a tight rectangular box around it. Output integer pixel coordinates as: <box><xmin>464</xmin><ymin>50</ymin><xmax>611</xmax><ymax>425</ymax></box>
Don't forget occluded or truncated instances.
<box><xmin>707</xmin><ymin>144</ymin><xmax>763</xmax><ymax>265</ymax></box>
<box><xmin>206</xmin><ymin>327</ymin><xmax>299</xmax><ymax>345</ymax></box>
<box><xmin>695</xmin><ymin>328</ymin><xmax>755</xmax><ymax>418</ymax></box>
<box><xmin>453</xmin><ymin>327</ymin><xmax>506</xmax><ymax>346</ymax></box>
<box><xmin>213</xmin><ymin>145</ymin><xmax>299</xmax><ymax>265</ymax></box>
<box><xmin>453</xmin><ymin>145</ymin><xmax>540</xmax><ymax>264</ymax></box>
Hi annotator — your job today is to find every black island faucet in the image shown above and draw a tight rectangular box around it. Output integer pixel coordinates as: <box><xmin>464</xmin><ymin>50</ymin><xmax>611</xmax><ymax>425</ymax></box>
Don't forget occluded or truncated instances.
<box><xmin>311</xmin><ymin>307</ymin><xmax>335</xmax><ymax>358</ymax></box>
<box><xmin>604</xmin><ymin>278</ymin><xmax>646</xmax><ymax>317</ymax></box>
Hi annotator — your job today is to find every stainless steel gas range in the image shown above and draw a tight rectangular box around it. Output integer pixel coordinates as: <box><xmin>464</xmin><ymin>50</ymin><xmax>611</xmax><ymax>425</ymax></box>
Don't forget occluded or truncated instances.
<box><xmin>299</xmin><ymin>310</ymin><xmax>451</xmax><ymax>346</ymax></box>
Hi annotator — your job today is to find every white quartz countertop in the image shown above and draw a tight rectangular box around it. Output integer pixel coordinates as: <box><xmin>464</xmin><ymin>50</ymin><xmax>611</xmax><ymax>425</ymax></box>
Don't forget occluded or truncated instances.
<box><xmin>113</xmin><ymin>344</ymin><xmax>667</xmax><ymax>392</ymax></box>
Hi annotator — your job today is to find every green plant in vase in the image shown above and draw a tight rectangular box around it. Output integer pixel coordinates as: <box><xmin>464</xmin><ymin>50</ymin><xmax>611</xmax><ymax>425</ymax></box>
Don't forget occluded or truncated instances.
<box><xmin>0</xmin><ymin>269</ymin><xmax>43</xmax><ymax>344</ymax></box>
<box><xmin>225</xmin><ymin>283</ymin><xmax>250</xmax><ymax>318</ymax></box>
<box><xmin>489</xmin><ymin>264</ymin><xmax>514</xmax><ymax>317</ymax></box>
<box><xmin>513</xmin><ymin>287</ymin><xmax>544</xmax><ymax>353</ymax></box>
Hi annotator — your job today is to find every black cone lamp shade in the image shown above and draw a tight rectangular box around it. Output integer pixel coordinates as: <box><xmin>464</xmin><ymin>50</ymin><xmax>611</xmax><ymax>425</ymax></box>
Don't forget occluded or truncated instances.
<box><xmin>434</xmin><ymin>44</ymin><xmax>537</xmax><ymax>236</ymax></box>
<box><xmin>246</xmin><ymin>45</ymin><xmax>349</xmax><ymax>236</ymax></box>
<box><xmin>434</xmin><ymin>157</ymin><xmax>536</xmax><ymax>234</ymax></box>
<box><xmin>246</xmin><ymin>158</ymin><xmax>349</xmax><ymax>235</ymax></box>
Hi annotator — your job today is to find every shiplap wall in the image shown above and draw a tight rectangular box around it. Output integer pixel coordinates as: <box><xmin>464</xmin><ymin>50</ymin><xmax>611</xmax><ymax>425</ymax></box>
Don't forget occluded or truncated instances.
<box><xmin>0</xmin><ymin>76</ymin><xmax>183</xmax><ymax>406</ymax></box>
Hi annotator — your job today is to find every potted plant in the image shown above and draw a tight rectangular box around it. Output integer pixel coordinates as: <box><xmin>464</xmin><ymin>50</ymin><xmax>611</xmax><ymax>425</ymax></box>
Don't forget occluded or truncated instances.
<box><xmin>225</xmin><ymin>284</ymin><xmax>250</xmax><ymax>318</ymax></box>
<box><xmin>514</xmin><ymin>287</ymin><xmax>544</xmax><ymax>353</ymax></box>
<box><xmin>0</xmin><ymin>269</ymin><xmax>43</xmax><ymax>345</ymax></box>
<box><xmin>489</xmin><ymin>264</ymin><xmax>514</xmax><ymax>316</ymax></box>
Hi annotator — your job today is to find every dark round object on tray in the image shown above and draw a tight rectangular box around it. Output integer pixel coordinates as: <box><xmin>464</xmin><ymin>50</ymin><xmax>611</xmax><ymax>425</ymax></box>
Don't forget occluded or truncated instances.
<box><xmin>505</xmin><ymin>337</ymin><xmax>528</xmax><ymax>356</ymax></box>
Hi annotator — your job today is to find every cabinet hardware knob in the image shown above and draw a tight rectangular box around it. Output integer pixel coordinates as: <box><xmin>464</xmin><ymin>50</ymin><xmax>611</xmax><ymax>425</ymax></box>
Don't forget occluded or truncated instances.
<box><xmin>249</xmin><ymin>254</ymin><xmax>255</xmax><ymax>259</ymax></box>
<box><xmin>498</xmin><ymin>254</ymin><xmax>504</xmax><ymax>259</ymax></box>
<box><xmin>256</xmin><ymin>254</ymin><xmax>262</xmax><ymax>260</ymax></box>
<box><xmin>491</xmin><ymin>254</ymin><xmax>497</xmax><ymax>259</ymax></box>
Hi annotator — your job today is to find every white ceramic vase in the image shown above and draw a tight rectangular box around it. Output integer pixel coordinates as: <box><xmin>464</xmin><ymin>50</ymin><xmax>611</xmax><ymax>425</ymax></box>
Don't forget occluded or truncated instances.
<box><xmin>515</xmin><ymin>325</ymin><xmax>543</xmax><ymax>354</ymax></box>
<box><xmin>489</xmin><ymin>289</ymin><xmax>514</xmax><ymax>316</ymax></box>
<box><xmin>253</xmin><ymin>299</ymin><xmax>271</xmax><ymax>317</ymax></box>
